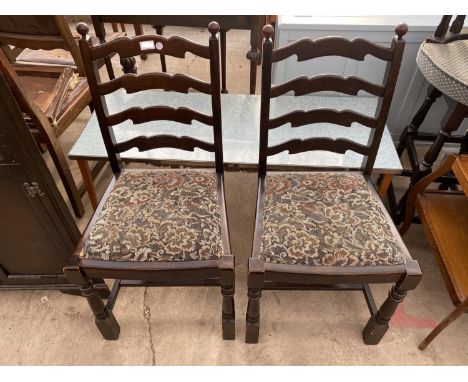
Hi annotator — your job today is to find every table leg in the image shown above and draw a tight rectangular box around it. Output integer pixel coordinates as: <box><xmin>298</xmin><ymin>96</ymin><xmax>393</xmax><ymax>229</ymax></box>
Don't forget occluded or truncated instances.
<box><xmin>378</xmin><ymin>174</ymin><xmax>393</xmax><ymax>200</ymax></box>
<box><xmin>77</xmin><ymin>159</ymin><xmax>98</xmax><ymax>210</ymax></box>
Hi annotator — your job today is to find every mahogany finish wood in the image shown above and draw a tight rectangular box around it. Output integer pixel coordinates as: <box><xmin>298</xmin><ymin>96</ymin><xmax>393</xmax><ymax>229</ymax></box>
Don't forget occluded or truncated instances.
<box><xmin>271</xmin><ymin>36</ymin><xmax>394</xmax><ymax>63</ymax></box>
<box><xmin>90</xmin><ymin>34</ymin><xmax>210</xmax><ymax>60</ymax></box>
<box><xmin>105</xmin><ymin>105</ymin><xmax>213</xmax><ymax>127</ymax></box>
<box><xmin>400</xmin><ymin>154</ymin><xmax>468</xmax><ymax>350</ymax></box>
<box><xmin>246</xmin><ymin>24</ymin><xmax>421</xmax><ymax>345</ymax></box>
<box><xmin>268</xmin><ymin>108</ymin><xmax>378</xmax><ymax>130</ymax></box>
<box><xmin>68</xmin><ymin>22</ymin><xmax>234</xmax><ymax>341</ymax></box>
<box><xmin>270</xmin><ymin>74</ymin><xmax>385</xmax><ymax>98</ymax></box>
<box><xmin>97</xmin><ymin>72</ymin><xmax>212</xmax><ymax>95</ymax></box>
<box><xmin>266</xmin><ymin>137</ymin><xmax>370</xmax><ymax>157</ymax></box>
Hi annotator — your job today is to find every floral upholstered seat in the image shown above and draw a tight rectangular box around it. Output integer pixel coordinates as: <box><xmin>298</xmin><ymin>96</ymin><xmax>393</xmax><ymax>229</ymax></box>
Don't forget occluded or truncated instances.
<box><xmin>260</xmin><ymin>172</ymin><xmax>406</xmax><ymax>267</ymax></box>
<box><xmin>82</xmin><ymin>169</ymin><xmax>223</xmax><ymax>262</ymax></box>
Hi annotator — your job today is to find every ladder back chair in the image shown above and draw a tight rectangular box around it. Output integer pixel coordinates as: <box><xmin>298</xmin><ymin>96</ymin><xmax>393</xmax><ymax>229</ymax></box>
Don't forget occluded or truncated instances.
<box><xmin>246</xmin><ymin>24</ymin><xmax>422</xmax><ymax>344</ymax></box>
<box><xmin>65</xmin><ymin>22</ymin><xmax>234</xmax><ymax>341</ymax></box>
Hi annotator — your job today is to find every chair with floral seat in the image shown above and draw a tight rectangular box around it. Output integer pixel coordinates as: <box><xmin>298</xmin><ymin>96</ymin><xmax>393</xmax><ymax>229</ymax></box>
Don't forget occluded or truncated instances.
<box><xmin>245</xmin><ymin>24</ymin><xmax>422</xmax><ymax>344</ymax></box>
<box><xmin>64</xmin><ymin>21</ymin><xmax>235</xmax><ymax>340</ymax></box>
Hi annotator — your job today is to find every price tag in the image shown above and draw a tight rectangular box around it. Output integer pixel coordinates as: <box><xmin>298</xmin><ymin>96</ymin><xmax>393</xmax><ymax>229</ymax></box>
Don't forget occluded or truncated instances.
<box><xmin>139</xmin><ymin>40</ymin><xmax>155</xmax><ymax>51</ymax></box>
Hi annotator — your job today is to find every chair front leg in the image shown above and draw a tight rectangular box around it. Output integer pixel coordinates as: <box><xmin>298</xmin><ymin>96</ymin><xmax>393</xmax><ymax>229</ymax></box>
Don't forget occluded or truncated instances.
<box><xmin>221</xmin><ymin>284</ymin><xmax>235</xmax><ymax>340</ymax></box>
<box><xmin>246</xmin><ymin>287</ymin><xmax>262</xmax><ymax>343</ymax></box>
<box><xmin>219</xmin><ymin>256</ymin><xmax>235</xmax><ymax>340</ymax></box>
<box><xmin>64</xmin><ymin>266</ymin><xmax>120</xmax><ymax>340</ymax></box>
<box><xmin>246</xmin><ymin>258</ymin><xmax>265</xmax><ymax>343</ymax></box>
<box><xmin>362</xmin><ymin>284</ymin><xmax>407</xmax><ymax>344</ymax></box>
<box><xmin>362</xmin><ymin>260</ymin><xmax>422</xmax><ymax>345</ymax></box>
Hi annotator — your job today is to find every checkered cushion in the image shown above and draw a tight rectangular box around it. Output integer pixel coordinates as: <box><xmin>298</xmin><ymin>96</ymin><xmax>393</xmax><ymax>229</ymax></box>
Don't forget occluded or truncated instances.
<box><xmin>417</xmin><ymin>40</ymin><xmax>468</xmax><ymax>106</ymax></box>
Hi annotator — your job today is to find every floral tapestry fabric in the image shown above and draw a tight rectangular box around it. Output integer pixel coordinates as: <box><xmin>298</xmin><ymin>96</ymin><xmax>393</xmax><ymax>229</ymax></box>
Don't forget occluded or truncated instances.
<box><xmin>261</xmin><ymin>172</ymin><xmax>406</xmax><ymax>267</ymax></box>
<box><xmin>83</xmin><ymin>169</ymin><xmax>223</xmax><ymax>262</ymax></box>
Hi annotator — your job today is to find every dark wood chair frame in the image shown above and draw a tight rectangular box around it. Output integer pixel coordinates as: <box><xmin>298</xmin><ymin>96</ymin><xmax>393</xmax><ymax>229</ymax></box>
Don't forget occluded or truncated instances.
<box><xmin>245</xmin><ymin>24</ymin><xmax>422</xmax><ymax>344</ymax></box>
<box><xmin>64</xmin><ymin>21</ymin><xmax>235</xmax><ymax>341</ymax></box>
<box><xmin>91</xmin><ymin>15</ymin><xmax>262</xmax><ymax>94</ymax></box>
<box><xmin>383</xmin><ymin>15</ymin><xmax>468</xmax><ymax>224</ymax></box>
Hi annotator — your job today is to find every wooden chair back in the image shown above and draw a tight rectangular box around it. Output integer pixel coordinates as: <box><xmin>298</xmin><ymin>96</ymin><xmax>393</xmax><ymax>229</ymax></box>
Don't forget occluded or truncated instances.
<box><xmin>0</xmin><ymin>16</ymin><xmax>84</xmax><ymax>76</ymax></box>
<box><xmin>76</xmin><ymin>21</ymin><xmax>223</xmax><ymax>174</ymax></box>
<box><xmin>258</xmin><ymin>24</ymin><xmax>408</xmax><ymax>176</ymax></box>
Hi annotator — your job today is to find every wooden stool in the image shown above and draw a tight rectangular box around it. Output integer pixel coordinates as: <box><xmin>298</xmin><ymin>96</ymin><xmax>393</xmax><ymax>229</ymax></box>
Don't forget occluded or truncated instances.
<box><xmin>385</xmin><ymin>15</ymin><xmax>468</xmax><ymax>224</ymax></box>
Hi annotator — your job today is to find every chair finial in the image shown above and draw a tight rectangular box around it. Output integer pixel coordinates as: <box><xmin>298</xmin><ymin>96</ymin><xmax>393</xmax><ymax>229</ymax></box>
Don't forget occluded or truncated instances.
<box><xmin>395</xmin><ymin>23</ymin><xmax>408</xmax><ymax>40</ymax></box>
<box><xmin>76</xmin><ymin>22</ymin><xmax>89</xmax><ymax>39</ymax></box>
<box><xmin>208</xmin><ymin>21</ymin><xmax>220</xmax><ymax>36</ymax></box>
<box><xmin>263</xmin><ymin>24</ymin><xmax>274</xmax><ymax>40</ymax></box>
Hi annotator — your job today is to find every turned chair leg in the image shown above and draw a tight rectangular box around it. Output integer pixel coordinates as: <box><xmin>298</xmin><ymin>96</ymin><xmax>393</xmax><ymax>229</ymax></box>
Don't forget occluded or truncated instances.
<box><xmin>64</xmin><ymin>267</ymin><xmax>120</xmax><ymax>340</ymax></box>
<box><xmin>245</xmin><ymin>288</ymin><xmax>262</xmax><ymax>343</ymax></box>
<box><xmin>221</xmin><ymin>285</ymin><xmax>235</xmax><ymax>340</ymax></box>
<box><xmin>362</xmin><ymin>285</ymin><xmax>407</xmax><ymax>345</ymax></box>
<box><xmin>419</xmin><ymin>298</ymin><xmax>468</xmax><ymax>350</ymax></box>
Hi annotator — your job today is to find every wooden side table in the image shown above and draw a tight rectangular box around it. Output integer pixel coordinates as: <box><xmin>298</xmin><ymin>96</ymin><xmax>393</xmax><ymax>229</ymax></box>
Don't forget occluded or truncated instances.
<box><xmin>400</xmin><ymin>154</ymin><xmax>468</xmax><ymax>350</ymax></box>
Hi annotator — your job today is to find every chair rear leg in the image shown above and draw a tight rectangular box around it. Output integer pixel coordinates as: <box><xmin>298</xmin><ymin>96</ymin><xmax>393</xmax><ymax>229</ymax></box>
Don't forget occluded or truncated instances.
<box><xmin>221</xmin><ymin>285</ymin><xmax>235</xmax><ymax>340</ymax></box>
<box><xmin>246</xmin><ymin>287</ymin><xmax>262</xmax><ymax>343</ymax></box>
<box><xmin>64</xmin><ymin>266</ymin><xmax>120</xmax><ymax>340</ymax></box>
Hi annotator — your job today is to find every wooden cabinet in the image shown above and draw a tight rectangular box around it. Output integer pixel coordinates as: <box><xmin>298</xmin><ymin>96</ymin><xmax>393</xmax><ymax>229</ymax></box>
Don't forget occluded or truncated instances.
<box><xmin>0</xmin><ymin>70</ymin><xmax>81</xmax><ymax>290</ymax></box>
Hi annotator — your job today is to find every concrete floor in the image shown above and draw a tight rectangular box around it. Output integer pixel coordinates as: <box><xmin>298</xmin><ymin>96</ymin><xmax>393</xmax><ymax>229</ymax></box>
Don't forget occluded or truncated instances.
<box><xmin>0</xmin><ymin>22</ymin><xmax>467</xmax><ymax>365</ymax></box>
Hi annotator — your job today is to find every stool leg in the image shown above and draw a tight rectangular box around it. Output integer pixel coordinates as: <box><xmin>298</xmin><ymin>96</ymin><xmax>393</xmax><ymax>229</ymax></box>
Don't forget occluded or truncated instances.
<box><xmin>420</xmin><ymin>102</ymin><xmax>467</xmax><ymax>176</ymax></box>
<box><xmin>396</xmin><ymin>101</ymin><xmax>467</xmax><ymax>223</ymax></box>
<box><xmin>396</xmin><ymin>85</ymin><xmax>442</xmax><ymax>156</ymax></box>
